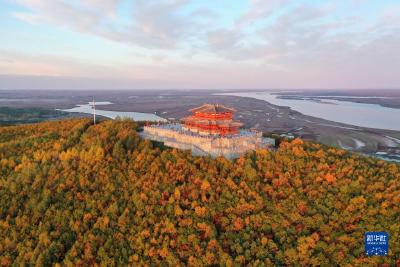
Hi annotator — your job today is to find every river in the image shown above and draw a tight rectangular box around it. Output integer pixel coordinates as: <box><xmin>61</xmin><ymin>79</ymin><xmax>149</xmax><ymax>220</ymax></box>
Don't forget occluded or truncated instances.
<box><xmin>219</xmin><ymin>92</ymin><xmax>400</xmax><ymax>131</ymax></box>
<box><xmin>60</xmin><ymin>101</ymin><xmax>167</xmax><ymax>122</ymax></box>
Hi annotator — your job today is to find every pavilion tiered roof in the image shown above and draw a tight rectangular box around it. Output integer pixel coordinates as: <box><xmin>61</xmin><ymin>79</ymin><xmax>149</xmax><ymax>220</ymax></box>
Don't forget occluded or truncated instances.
<box><xmin>182</xmin><ymin>104</ymin><xmax>242</xmax><ymax>135</ymax></box>
<box><xmin>182</xmin><ymin>116</ymin><xmax>243</xmax><ymax>128</ymax></box>
<box><xmin>189</xmin><ymin>104</ymin><xmax>236</xmax><ymax>114</ymax></box>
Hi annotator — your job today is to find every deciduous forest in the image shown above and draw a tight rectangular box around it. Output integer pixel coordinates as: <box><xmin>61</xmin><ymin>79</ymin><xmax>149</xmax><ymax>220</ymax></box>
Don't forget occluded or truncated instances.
<box><xmin>0</xmin><ymin>119</ymin><xmax>399</xmax><ymax>266</ymax></box>
<box><xmin>0</xmin><ymin>107</ymin><xmax>66</xmax><ymax>126</ymax></box>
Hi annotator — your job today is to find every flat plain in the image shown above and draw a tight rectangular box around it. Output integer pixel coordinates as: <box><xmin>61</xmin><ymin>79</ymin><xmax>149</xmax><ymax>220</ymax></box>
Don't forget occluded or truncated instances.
<box><xmin>1</xmin><ymin>89</ymin><xmax>399</xmax><ymax>160</ymax></box>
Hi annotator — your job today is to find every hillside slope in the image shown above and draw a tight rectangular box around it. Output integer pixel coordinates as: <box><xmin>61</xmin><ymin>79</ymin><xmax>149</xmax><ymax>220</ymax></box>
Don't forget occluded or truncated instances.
<box><xmin>0</xmin><ymin>119</ymin><xmax>399</xmax><ymax>266</ymax></box>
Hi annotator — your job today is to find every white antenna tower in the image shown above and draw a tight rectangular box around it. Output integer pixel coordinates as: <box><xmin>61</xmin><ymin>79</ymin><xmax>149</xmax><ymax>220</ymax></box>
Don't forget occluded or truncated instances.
<box><xmin>92</xmin><ymin>97</ymin><xmax>96</xmax><ymax>125</ymax></box>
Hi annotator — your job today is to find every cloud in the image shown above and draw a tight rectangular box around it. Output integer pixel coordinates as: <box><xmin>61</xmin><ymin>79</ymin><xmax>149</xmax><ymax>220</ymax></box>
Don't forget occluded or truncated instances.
<box><xmin>258</xmin><ymin>4</ymin><xmax>333</xmax><ymax>46</ymax></box>
<box><xmin>4</xmin><ymin>0</ymin><xmax>400</xmax><ymax>89</ymax></box>
<box><xmin>207</xmin><ymin>29</ymin><xmax>242</xmax><ymax>51</ymax></box>
<box><xmin>12</xmin><ymin>0</ymin><xmax>118</xmax><ymax>30</ymax></box>
<box><xmin>201</xmin><ymin>0</ymin><xmax>400</xmax><ymax>89</ymax></box>
<box><xmin>152</xmin><ymin>54</ymin><xmax>168</xmax><ymax>63</ymax></box>
<box><xmin>379</xmin><ymin>4</ymin><xmax>400</xmax><ymax>26</ymax></box>
<box><xmin>0</xmin><ymin>49</ymin><xmax>129</xmax><ymax>78</ymax></box>
<box><xmin>236</xmin><ymin>0</ymin><xmax>290</xmax><ymax>27</ymax></box>
<box><xmin>12</xmin><ymin>12</ymin><xmax>41</xmax><ymax>24</ymax></box>
<box><xmin>127</xmin><ymin>0</ymin><xmax>196</xmax><ymax>48</ymax></box>
<box><xmin>203</xmin><ymin>4</ymin><xmax>337</xmax><ymax>60</ymax></box>
<box><xmin>190</xmin><ymin>7</ymin><xmax>219</xmax><ymax>20</ymax></box>
<box><xmin>11</xmin><ymin>0</ymin><xmax>200</xmax><ymax>49</ymax></box>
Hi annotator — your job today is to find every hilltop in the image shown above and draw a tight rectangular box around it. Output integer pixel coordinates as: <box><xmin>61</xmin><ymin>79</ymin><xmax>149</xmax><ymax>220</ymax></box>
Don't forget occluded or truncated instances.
<box><xmin>0</xmin><ymin>119</ymin><xmax>399</xmax><ymax>266</ymax></box>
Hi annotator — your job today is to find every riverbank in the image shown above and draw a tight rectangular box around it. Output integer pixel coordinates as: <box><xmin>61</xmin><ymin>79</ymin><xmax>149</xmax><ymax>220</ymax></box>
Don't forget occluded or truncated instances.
<box><xmin>1</xmin><ymin>89</ymin><xmax>399</xmax><ymax>161</ymax></box>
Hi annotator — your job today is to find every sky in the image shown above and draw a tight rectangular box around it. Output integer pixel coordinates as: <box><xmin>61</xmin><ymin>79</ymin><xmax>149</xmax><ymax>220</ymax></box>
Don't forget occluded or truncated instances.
<box><xmin>0</xmin><ymin>0</ymin><xmax>399</xmax><ymax>90</ymax></box>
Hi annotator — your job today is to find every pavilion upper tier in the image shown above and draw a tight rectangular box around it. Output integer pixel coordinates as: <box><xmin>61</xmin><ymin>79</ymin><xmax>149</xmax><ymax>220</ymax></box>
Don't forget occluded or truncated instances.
<box><xmin>182</xmin><ymin>104</ymin><xmax>243</xmax><ymax>135</ymax></box>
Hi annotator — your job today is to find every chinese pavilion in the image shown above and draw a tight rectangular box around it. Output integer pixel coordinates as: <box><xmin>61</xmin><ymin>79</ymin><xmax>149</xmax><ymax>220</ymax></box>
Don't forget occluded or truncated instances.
<box><xmin>141</xmin><ymin>103</ymin><xmax>275</xmax><ymax>159</ymax></box>
<box><xmin>182</xmin><ymin>104</ymin><xmax>243</xmax><ymax>135</ymax></box>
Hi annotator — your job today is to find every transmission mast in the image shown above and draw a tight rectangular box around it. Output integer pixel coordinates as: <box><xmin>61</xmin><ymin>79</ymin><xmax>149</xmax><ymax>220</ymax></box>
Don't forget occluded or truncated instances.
<box><xmin>92</xmin><ymin>97</ymin><xmax>96</xmax><ymax>125</ymax></box>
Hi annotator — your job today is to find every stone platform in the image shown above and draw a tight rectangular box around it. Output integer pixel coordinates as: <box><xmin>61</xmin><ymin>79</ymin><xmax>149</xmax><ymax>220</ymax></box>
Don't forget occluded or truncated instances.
<box><xmin>141</xmin><ymin>123</ymin><xmax>274</xmax><ymax>159</ymax></box>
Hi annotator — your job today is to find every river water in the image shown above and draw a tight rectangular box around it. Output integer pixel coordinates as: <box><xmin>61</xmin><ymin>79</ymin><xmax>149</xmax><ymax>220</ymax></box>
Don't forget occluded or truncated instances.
<box><xmin>220</xmin><ymin>92</ymin><xmax>400</xmax><ymax>131</ymax></box>
<box><xmin>60</xmin><ymin>102</ymin><xmax>167</xmax><ymax>122</ymax></box>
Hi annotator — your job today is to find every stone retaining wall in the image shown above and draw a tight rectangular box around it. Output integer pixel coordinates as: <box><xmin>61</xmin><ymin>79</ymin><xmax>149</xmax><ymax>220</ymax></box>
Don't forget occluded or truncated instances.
<box><xmin>142</xmin><ymin>124</ymin><xmax>269</xmax><ymax>159</ymax></box>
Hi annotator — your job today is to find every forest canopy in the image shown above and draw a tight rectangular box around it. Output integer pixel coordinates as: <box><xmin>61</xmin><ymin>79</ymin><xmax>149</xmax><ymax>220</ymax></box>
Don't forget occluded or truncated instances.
<box><xmin>0</xmin><ymin>107</ymin><xmax>66</xmax><ymax>126</ymax></box>
<box><xmin>0</xmin><ymin>119</ymin><xmax>399</xmax><ymax>266</ymax></box>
